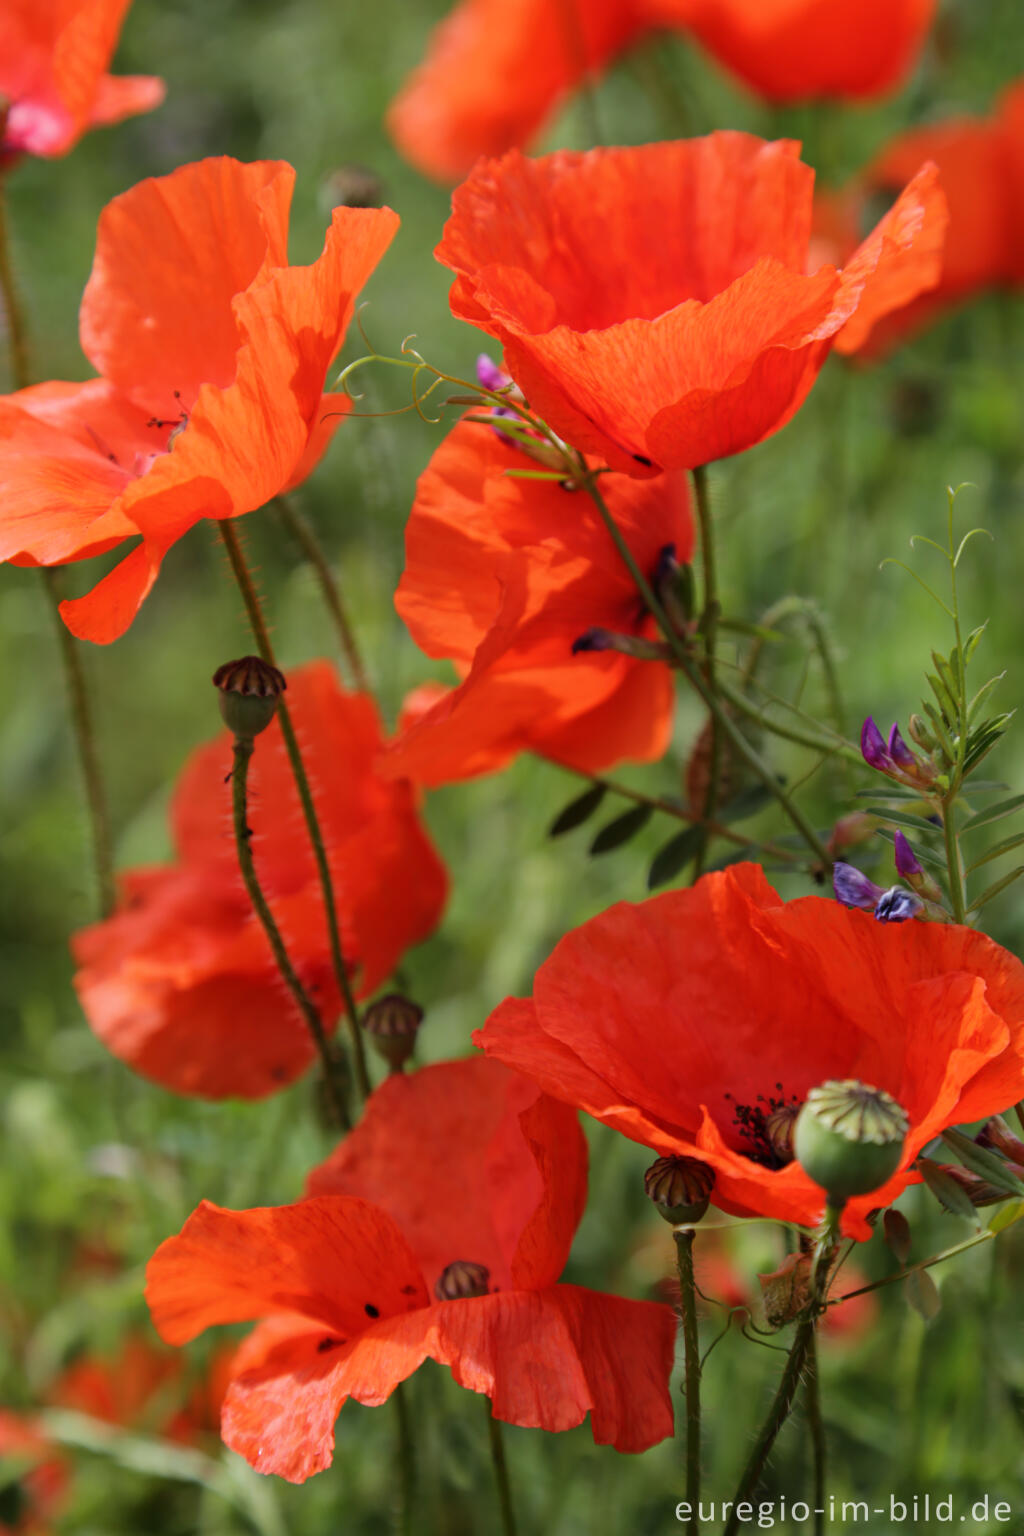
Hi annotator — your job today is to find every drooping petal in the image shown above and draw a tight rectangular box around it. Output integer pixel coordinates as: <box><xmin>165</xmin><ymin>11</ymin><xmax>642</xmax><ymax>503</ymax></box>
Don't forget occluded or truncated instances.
<box><xmin>146</xmin><ymin>1197</ymin><xmax>429</xmax><ymax>1347</ymax></box>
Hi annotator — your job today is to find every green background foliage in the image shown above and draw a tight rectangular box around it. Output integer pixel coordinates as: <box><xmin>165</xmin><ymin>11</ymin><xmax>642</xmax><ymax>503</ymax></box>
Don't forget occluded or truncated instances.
<box><xmin>1</xmin><ymin>0</ymin><xmax>1023</xmax><ymax>1529</ymax></box>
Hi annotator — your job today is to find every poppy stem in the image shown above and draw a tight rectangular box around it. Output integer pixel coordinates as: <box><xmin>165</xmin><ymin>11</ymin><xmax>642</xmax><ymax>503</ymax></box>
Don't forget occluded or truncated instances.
<box><xmin>673</xmin><ymin>1228</ymin><xmax>702</xmax><ymax>1535</ymax></box>
<box><xmin>0</xmin><ymin>172</ymin><xmax>116</xmax><ymax>918</ymax></box>
<box><xmin>692</xmin><ymin>464</ymin><xmax>720</xmax><ymax>880</ymax></box>
<box><xmin>0</xmin><ymin>174</ymin><xmax>30</xmax><ymax>391</ymax></box>
<box><xmin>580</xmin><ymin>475</ymin><xmax>832</xmax><ymax>871</ymax></box>
<box><xmin>41</xmin><ymin>568</ymin><xmax>117</xmax><ymax>918</ymax></box>
<box><xmin>723</xmin><ymin>1317</ymin><xmax>816</xmax><ymax>1536</ymax></box>
<box><xmin>228</xmin><ymin>732</ymin><xmax>351</xmax><ymax>1130</ymax></box>
<box><xmin>217</xmin><ymin>518</ymin><xmax>372</xmax><ymax>1104</ymax></box>
<box><xmin>803</xmin><ymin>1332</ymin><xmax>826</xmax><ymax>1536</ymax></box>
<box><xmin>486</xmin><ymin>1405</ymin><xmax>518</xmax><ymax>1536</ymax></box>
<box><xmin>392</xmin><ymin>1382</ymin><xmax>415</xmax><ymax>1535</ymax></box>
<box><xmin>271</xmin><ymin>494</ymin><xmax>370</xmax><ymax>694</ymax></box>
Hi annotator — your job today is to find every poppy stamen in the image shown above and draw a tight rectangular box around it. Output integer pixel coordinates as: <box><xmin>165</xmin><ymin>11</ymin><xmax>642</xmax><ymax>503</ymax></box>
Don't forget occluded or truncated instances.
<box><xmin>725</xmin><ymin>1084</ymin><xmax>802</xmax><ymax>1169</ymax></box>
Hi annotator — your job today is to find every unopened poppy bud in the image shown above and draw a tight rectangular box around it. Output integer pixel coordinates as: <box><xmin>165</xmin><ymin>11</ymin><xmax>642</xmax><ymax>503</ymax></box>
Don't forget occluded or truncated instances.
<box><xmin>930</xmin><ymin>1163</ymin><xmax>1008</xmax><ymax>1208</ymax></box>
<box><xmin>213</xmin><ymin>656</ymin><xmax>286</xmax><ymax>740</ymax></box>
<box><xmin>362</xmin><ymin>993</ymin><xmax>424</xmax><ymax>1071</ymax></box>
<box><xmin>644</xmin><ymin>1155</ymin><xmax>714</xmax><ymax>1224</ymax></box>
<box><xmin>976</xmin><ymin>1115</ymin><xmax>1024</xmax><ymax>1168</ymax></box>
<box><xmin>435</xmin><ymin>1259</ymin><xmax>491</xmax><ymax>1301</ymax></box>
<box><xmin>653</xmin><ymin>543</ymin><xmax>694</xmax><ymax>634</ymax></box>
<box><xmin>794</xmin><ymin>1080</ymin><xmax>909</xmax><ymax>1203</ymax></box>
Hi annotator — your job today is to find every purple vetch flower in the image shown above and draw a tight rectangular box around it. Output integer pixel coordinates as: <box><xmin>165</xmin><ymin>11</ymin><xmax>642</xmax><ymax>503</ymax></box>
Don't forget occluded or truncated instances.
<box><xmin>860</xmin><ymin>715</ymin><xmax>935</xmax><ymax>788</ymax></box>
<box><xmin>893</xmin><ymin>829</ymin><xmax>923</xmax><ymax>879</ymax></box>
<box><xmin>476</xmin><ymin>353</ymin><xmax>513</xmax><ymax>394</ymax></box>
<box><xmin>832</xmin><ymin>863</ymin><xmax>923</xmax><ymax>923</ymax></box>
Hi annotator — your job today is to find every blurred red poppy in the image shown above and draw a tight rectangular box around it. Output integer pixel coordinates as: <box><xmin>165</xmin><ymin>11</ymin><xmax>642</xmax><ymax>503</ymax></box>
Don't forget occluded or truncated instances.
<box><xmin>0</xmin><ymin>1411</ymin><xmax>67</xmax><ymax>1535</ymax></box>
<box><xmin>146</xmin><ymin>1058</ymin><xmax>676</xmax><ymax>1481</ymax></box>
<box><xmin>0</xmin><ymin>157</ymin><xmax>397</xmax><ymax>641</ymax></box>
<box><xmin>0</xmin><ymin>0</ymin><xmax>164</xmax><ymax>159</ymax></box>
<box><xmin>815</xmin><ymin>79</ymin><xmax>1024</xmax><ymax>356</ymax></box>
<box><xmin>436</xmin><ymin>134</ymin><xmax>946</xmax><ymax>473</ymax></box>
<box><xmin>475</xmin><ymin>863</ymin><xmax>1024</xmax><ymax>1237</ymax></box>
<box><xmin>72</xmin><ymin>663</ymin><xmax>447</xmax><ymax>1099</ymax></box>
<box><xmin>385</xmin><ymin>413</ymin><xmax>692</xmax><ymax>785</ymax></box>
<box><xmin>50</xmin><ymin>1333</ymin><xmax>233</xmax><ymax>1446</ymax></box>
<box><xmin>389</xmin><ymin>0</ymin><xmax>934</xmax><ymax>184</ymax></box>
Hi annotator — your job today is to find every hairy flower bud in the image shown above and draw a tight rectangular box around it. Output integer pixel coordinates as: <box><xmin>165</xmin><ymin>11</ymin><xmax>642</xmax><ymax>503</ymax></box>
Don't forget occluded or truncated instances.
<box><xmin>930</xmin><ymin>1163</ymin><xmax>1008</xmax><ymax>1208</ymax></box>
<box><xmin>794</xmin><ymin>1080</ymin><xmax>909</xmax><ymax>1202</ymax></box>
<box><xmin>976</xmin><ymin>1115</ymin><xmax>1024</xmax><ymax>1168</ymax></box>
<box><xmin>434</xmin><ymin>1260</ymin><xmax>491</xmax><ymax>1301</ymax></box>
<box><xmin>213</xmin><ymin>656</ymin><xmax>286</xmax><ymax>740</ymax></box>
<box><xmin>644</xmin><ymin>1155</ymin><xmax>714</xmax><ymax>1224</ymax></box>
<box><xmin>362</xmin><ymin>993</ymin><xmax>424</xmax><ymax>1071</ymax></box>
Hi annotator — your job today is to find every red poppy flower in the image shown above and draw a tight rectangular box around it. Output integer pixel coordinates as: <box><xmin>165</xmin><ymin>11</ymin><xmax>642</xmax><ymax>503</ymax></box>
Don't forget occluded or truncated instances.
<box><xmin>668</xmin><ymin>0</ymin><xmax>935</xmax><ymax>106</ymax></box>
<box><xmin>816</xmin><ymin>80</ymin><xmax>1024</xmax><ymax>356</ymax></box>
<box><xmin>436</xmin><ymin>134</ymin><xmax>947</xmax><ymax>474</ymax></box>
<box><xmin>474</xmin><ymin>863</ymin><xmax>1024</xmax><ymax>1238</ymax></box>
<box><xmin>389</xmin><ymin>0</ymin><xmax>934</xmax><ymax>184</ymax></box>
<box><xmin>146</xmin><ymin>1058</ymin><xmax>677</xmax><ymax>1481</ymax></box>
<box><xmin>0</xmin><ymin>0</ymin><xmax>164</xmax><ymax>159</ymax></box>
<box><xmin>0</xmin><ymin>157</ymin><xmax>398</xmax><ymax>642</ymax></box>
<box><xmin>385</xmin><ymin>412</ymin><xmax>692</xmax><ymax>786</ymax></box>
<box><xmin>0</xmin><ymin>1411</ymin><xmax>67</xmax><ymax>1535</ymax></box>
<box><xmin>50</xmin><ymin>1333</ymin><xmax>232</xmax><ymax>1446</ymax></box>
<box><xmin>72</xmin><ymin>662</ymin><xmax>447</xmax><ymax>1099</ymax></box>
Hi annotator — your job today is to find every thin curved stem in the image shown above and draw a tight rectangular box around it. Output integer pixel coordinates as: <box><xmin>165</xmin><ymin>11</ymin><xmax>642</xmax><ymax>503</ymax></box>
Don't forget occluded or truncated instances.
<box><xmin>674</xmin><ymin>1228</ymin><xmax>701</xmax><ymax>1535</ymax></box>
<box><xmin>392</xmin><ymin>1383</ymin><xmax>414</xmax><ymax>1536</ymax></box>
<box><xmin>272</xmin><ymin>494</ymin><xmax>369</xmax><ymax>693</ymax></box>
<box><xmin>229</xmin><ymin>736</ymin><xmax>349</xmax><ymax>1130</ymax></box>
<box><xmin>580</xmin><ymin>474</ymin><xmax>831</xmax><ymax>870</ymax></box>
<box><xmin>217</xmin><ymin>519</ymin><xmax>371</xmax><ymax>1102</ymax></box>
<box><xmin>0</xmin><ymin>173</ymin><xmax>116</xmax><ymax>916</ymax></box>
<box><xmin>486</xmin><ymin>1406</ymin><xmax>518</xmax><ymax>1536</ymax></box>
<box><xmin>42</xmin><ymin>569</ymin><xmax>116</xmax><ymax>916</ymax></box>
<box><xmin>692</xmin><ymin>464</ymin><xmax>720</xmax><ymax>879</ymax></box>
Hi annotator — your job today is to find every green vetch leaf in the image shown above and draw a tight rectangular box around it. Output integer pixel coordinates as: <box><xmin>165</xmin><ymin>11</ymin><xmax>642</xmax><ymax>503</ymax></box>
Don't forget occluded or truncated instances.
<box><xmin>861</xmin><ymin>806</ymin><xmax>941</xmax><ymax>835</ymax></box>
<box><xmin>548</xmin><ymin>784</ymin><xmax>606</xmax><ymax>837</ymax></box>
<box><xmin>961</xmin><ymin>793</ymin><xmax>1024</xmax><ymax>833</ymax></box>
<box><xmin>967</xmin><ymin>864</ymin><xmax>1024</xmax><ymax>915</ymax></box>
<box><xmin>588</xmin><ymin>803</ymin><xmax>654</xmax><ymax>855</ymax></box>
<box><xmin>718</xmin><ymin>783</ymin><xmax>774</xmax><ymax>824</ymax></box>
<box><xmin>917</xmin><ymin>1157</ymin><xmax>983</xmax><ymax>1222</ymax></box>
<box><xmin>966</xmin><ymin>831</ymin><xmax>1024</xmax><ymax>874</ymax></box>
<box><xmin>648</xmin><ymin>826</ymin><xmax>706</xmax><ymax>889</ymax></box>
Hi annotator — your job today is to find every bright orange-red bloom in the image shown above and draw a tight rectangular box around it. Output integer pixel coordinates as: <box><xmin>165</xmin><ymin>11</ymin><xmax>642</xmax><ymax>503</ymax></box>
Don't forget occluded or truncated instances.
<box><xmin>436</xmin><ymin>134</ymin><xmax>947</xmax><ymax>474</ymax></box>
<box><xmin>0</xmin><ymin>157</ymin><xmax>397</xmax><ymax>641</ymax></box>
<box><xmin>0</xmin><ymin>1412</ymin><xmax>67</xmax><ymax>1534</ymax></box>
<box><xmin>385</xmin><ymin>415</ymin><xmax>692</xmax><ymax>785</ymax></box>
<box><xmin>50</xmin><ymin>1333</ymin><xmax>232</xmax><ymax>1446</ymax></box>
<box><xmin>475</xmin><ymin>863</ymin><xmax>1024</xmax><ymax>1238</ymax></box>
<box><xmin>146</xmin><ymin>1058</ymin><xmax>677</xmax><ymax>1481</ymax></box>
<box><xmin>815</xmin><ymin>80</ymin><xmax>1024</xmax><ymax>356</ymax></box>
<box><xmin>389</xmin><ymin>0</ymin><xmax>934</xmax><ymax>183</ymax></box>
<box><xmin>0</xmin><ymin>0</ymin><xmax>164</xmax><ymax>159</ymax></box>
<box><xmin>72</xmin><ymin>663</ymin><xmax>447</xmax><ymax>1099</ymax></box>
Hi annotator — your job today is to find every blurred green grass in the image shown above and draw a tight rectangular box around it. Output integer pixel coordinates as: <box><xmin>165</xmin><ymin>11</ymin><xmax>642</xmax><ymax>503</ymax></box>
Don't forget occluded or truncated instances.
<box><xmin>1</xmin><ymin>0</ymin><xmax>1023</xmax><ymax>1529</ymax></box>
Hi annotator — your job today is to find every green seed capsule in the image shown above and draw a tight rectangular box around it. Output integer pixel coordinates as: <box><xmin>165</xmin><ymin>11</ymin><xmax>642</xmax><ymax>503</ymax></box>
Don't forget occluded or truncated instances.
<box><xmin>794</xmin><ymin>1080</ymin><xmax>909</xmax><ymax>1201</ymax></box>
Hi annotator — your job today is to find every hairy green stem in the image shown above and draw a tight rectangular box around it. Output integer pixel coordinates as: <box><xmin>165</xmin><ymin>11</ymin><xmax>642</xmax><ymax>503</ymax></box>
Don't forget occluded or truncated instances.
<box><xmin>393</xmin><ymin>1383</ymin><xmax>415</xmax><ymax>1536</ymax></box>
<box><xmin>692</xmin><ymin>464</ymin><xmax>720</xmax><ymax>879</ymax></box>
<box><xmin>674</xmin><ymin>1228</ymin><xmax>702</xmax><ymax>1534</ymax></box>
<box><xmin>580</xmin><ymin>473</ymin><xmax>831</xmax><ymax>869</ymax></box>
<box><xmin>217</xmin><ymin>519</ymin><xmax>371</xmax><ymax>1102</ymax></box>
<box><xmin>272</xmin><ymin>494</ymin><xmax>369</xmax><ymax>693</ymax></box>
<box><xmin>723</xmin><ymin>1318</ymin><xmax>815</xmax><ymax>1534</ymax></box>
<box><xmin>486</xmin><ymin>1406</ymin><xmax>519</xmax><ymax>1536</ymax></box>
<box><xmin>804</xmin><ymin>1333</ymin><xmax>826</xmax><ymax>1536</ymax></box>
<box><xmin>0</xmin><ymin>174</ymin><xmax>30</xmax><ymax>391</ymax></box>
<box><xmin>229</xmin><ymin>735</ymin><xmax>349</xmax><ymax>1130</ymax></box>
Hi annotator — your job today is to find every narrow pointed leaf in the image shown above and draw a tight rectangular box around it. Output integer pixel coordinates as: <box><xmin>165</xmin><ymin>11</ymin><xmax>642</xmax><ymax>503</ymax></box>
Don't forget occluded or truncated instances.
<box><xmin>548</xmin><ymin>784</ymin><xmax>606</xmax><ymax>837</ymax></box>
<box><xmin>966</xmin><ymin>831</ymin><xmax>1024</xmax><ymax>874</ymax></box>
<box><xmin>967</xmin><ymin>864</ymin><xmax>1024</xmax><ymax>915</ymax></box>
<box><xmin>648</xmin><ymin>826</ymin><xmax>706</xmax><ymax>889</ymax></box>
<box><xmin>905</xmin><ymin>1267</ymin><xmax>941</xmax><ymax>1321</ymax></box>
<box><xmin>940</xmin><ymin>1129</ymin><xmax>1024</xmax><ymax>1195</ymax></box>
<box><xmin>961</xmin><ymin>794</ymin><xmax>1024</xmax><ymax>833</ymax></box>
<box><xmin>588</xmin><ymin>803</ymin><xmax>653</xmax><ymax>855</ymax></box>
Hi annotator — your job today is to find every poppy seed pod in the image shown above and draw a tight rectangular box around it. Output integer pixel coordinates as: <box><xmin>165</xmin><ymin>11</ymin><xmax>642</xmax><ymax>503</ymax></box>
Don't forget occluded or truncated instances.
<box><xmin>362</xmin><ymin>993</ymin><xmax>424</xmax><ymax>1071</ymax></box>
<box><xmin>794</xmin><ymin>1081</ymin><xmax>909</xmax><ymax>1203</ymax></box>
<box><xmin>434</xmin><ymin>1259</ymin><xmax>491</xmax><ymax>1301</ymax></box>
<box><xmin>212</xmin><ymin>656</ymin><xmax>287</xmax><ymax>740</ymax></box>
<box><xmin>644</xmin><ymin>1155</ymin><xmax>714</xmax><ymax>1224</ymax></box>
